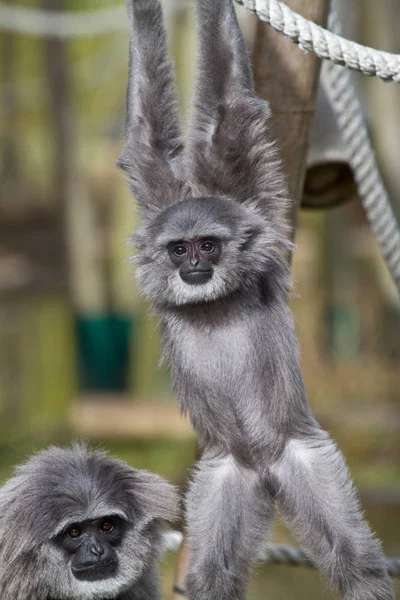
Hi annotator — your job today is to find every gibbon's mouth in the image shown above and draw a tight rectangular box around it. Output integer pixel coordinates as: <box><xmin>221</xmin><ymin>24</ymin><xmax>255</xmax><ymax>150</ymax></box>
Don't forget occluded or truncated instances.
<box><xmin>180</xmin><ymin>270</ymin><xmax>213</xmax><ymax>286</ymax></box>
<box><xmin>72</xmin><ymin>559</ymin><xmax>118</xmax><ymax>582</ymax></box>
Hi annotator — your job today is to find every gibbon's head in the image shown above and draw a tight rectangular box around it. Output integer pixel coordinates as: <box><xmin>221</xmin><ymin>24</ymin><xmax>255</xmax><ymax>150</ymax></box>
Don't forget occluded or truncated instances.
<box><xmin>133</xmin><ymin>196</ymin><xmax>283</xmax><ymax>306</ymax></box>
<box><xmin>0</xmin><ymin>444</ymin><xmax>178</xmax><ymax>600</ymax></box>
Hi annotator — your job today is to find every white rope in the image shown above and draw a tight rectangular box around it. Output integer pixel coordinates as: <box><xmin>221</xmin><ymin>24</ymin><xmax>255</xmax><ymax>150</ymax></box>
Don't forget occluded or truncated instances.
<box><xmin>0</xmin><ymin>2</ymin><xmax>186</xmax><ymax>38</ymax></box>
<box><xmin>236</xmin><ymin>0</ymin><xmax>400</xmax><ymax>83</ymax></box>
<box><xmin>163</xmin><ymin>531</ymin><xmax>400</xmax><ymax>578</ymax></box>
<box><xmin>0</xmin><ymin>4</ymin><xmax>128</xmax><ymax>37</ymax></box>
<box><xmin>325</xmin><ymin>10</ymin><xmax>400</xmax><ymax>291</ymax></box>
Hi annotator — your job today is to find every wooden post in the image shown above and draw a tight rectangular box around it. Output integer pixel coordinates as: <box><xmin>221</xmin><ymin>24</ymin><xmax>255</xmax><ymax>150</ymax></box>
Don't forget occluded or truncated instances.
<box><xmin>253</xmin><ymin>0</ymin><xmax>331</xmax><ymax>236</ymax></box>
<box><xmin>173</xmin><ymin>2</ymin><xmax>330</xmax><ymax>597</ymax></box>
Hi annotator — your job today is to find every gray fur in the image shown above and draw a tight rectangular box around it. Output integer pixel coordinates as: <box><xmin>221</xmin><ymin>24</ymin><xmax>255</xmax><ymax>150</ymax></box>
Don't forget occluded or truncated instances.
<box><xmin>118</xmin><ymin>0</ymin><xmax>394</xmax><ymax>599</ymax></box>
<box><xmin>0</xmin><ymin>444</ymin><xmax>179</xmax><ymax>600</ymax></box>
<box><xmin>118</xmin><ymin>0</ymin><xmax>184</xmax><ymax>220</ymax></box>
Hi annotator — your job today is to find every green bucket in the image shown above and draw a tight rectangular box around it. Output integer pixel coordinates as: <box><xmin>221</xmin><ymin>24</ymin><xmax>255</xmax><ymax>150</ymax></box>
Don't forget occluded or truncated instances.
<box><xmin>76</xmin><ymin>313</ymin><xmax>134</xmax><ymax>392</ymax></box>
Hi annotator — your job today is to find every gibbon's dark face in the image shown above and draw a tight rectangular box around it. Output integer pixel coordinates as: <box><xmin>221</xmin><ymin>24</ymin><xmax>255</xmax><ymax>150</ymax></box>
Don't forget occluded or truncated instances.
<box><xmin>167</xmin><ymin>237</ymin><xmax>222</xmax><ymax>286</ymax></box>
<box><xmin>134</xmin><ymin>196</ymin><xmax>274</xmax><ymax>307</ymax></box>
<box><xmin>55</xmin><ymin>515</ymin><xmax>125</xmax><ymax>583</ymax></box>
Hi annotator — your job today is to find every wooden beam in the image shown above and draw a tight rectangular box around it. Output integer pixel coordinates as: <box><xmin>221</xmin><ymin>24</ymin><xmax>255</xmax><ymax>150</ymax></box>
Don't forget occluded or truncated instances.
<box><xmin>253</xmin><ymin>0</ymin><xmax>331</xmax><ymax>237</ymax></box>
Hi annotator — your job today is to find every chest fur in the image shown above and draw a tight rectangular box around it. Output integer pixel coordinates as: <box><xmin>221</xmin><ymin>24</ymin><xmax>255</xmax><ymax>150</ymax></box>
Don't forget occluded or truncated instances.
<box><xmin>167</xmin><ymin>318</ymin><xmax>254</xmax><ymax>386</ymax></box>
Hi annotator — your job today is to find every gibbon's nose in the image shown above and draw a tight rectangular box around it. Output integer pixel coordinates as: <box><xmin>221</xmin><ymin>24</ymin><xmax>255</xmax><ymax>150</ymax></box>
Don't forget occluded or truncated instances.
<box><xmin>89</xmin><ymin>541</ymin><xmax>105</xmax><ymax>559</ymax></box>
<box><xmin>190</xmin><ymin>257</ymin><xmax>200</xmax><ymax>267</ymax></box>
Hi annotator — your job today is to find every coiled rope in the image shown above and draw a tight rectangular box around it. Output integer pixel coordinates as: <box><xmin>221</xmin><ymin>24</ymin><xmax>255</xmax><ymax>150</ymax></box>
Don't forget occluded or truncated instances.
<box><xmin>324</xmin><ymin>9</ymin><xmax>400</xmax><ymax>291</ymax></box>
<box><xmin>235</xmin><ymin>0</ymin><xmax>400</xmax><ymax>83</ymax></box>
<box><xmin>164</xmin><ymin>532</ymin><xmax>400</xmax><ymax>579</ymax></box>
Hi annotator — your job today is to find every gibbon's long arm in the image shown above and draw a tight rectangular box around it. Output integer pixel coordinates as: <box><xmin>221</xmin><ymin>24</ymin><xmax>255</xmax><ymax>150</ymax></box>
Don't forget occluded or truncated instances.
<box><xmin>118</xmin><ymin>0</ymin><xmax>183</xmax><ymax>220</ymax></box>
<box><xmin>186</xmin><ymin>0</ymin><xmax>289</xmax><ymax>244</ymax></box>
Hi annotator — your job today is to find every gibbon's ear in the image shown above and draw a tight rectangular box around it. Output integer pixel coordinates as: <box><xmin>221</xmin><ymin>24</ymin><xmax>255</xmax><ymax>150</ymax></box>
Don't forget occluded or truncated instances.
<box><xmin>126</xmin><ymin>469</ymin><xmax>180</xmax><ymax>524</ymax></box>
<box><xmin>185</xmin><ymin>0</ymin><xmax>291</xmax><ymax>253</ymax></box>
<box><xmin>117</xmin><ymin>0</ymin><xmax>184</xmax><ymax>221</ymax></box>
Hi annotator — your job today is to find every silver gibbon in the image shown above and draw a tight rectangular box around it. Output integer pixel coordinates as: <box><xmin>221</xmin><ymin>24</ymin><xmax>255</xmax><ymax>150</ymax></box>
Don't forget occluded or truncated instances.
<box><xmin>0</xmin><ymin>444</ymin><xmax>178</xmax><ymax>600</ymax></box>
<box><xmin>117</xmin><ymin>1</ymin><xmax>394</xmax><ymax>599</ymax></box>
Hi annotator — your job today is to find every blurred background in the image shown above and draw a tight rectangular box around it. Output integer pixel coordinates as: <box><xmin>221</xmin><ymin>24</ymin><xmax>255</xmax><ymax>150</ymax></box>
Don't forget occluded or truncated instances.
<box><xmin>0</xmin><ymin>0</ymin><xmax>399</xmax><ymax>597</ymax></box>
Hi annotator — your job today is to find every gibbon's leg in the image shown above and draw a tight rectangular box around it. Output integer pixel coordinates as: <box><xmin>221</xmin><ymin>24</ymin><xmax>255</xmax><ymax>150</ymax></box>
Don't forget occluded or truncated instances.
<box><xmin>270</xmin><ymin>433</ymin><xmax>394</xmax><ymax>600</ymax></box>
<box><xmin>185</xmin><ymin>453</ymin><xmax>275</xmax><ymax>600</ymax></box>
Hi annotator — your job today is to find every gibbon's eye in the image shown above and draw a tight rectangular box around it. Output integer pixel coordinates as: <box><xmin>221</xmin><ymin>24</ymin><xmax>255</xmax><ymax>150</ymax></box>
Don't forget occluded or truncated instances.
<box><xmin>68</xmin><ymin>526</ymin><xmax>82</xmax><ymax>539</ymax></box>
<box><xmin>200</xmin><ymin>240</ymin><xmax>215</xmax><ymax>254</ymax></box>
<box><xmin>100</xmin><ymin>521</ymin><xmax>114</xmax><ymax>533</ymax></box>
<box><xmin>173</xmin><ymin>244</ymin><xmax>188</xmax><ymax>257</ymax></box>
